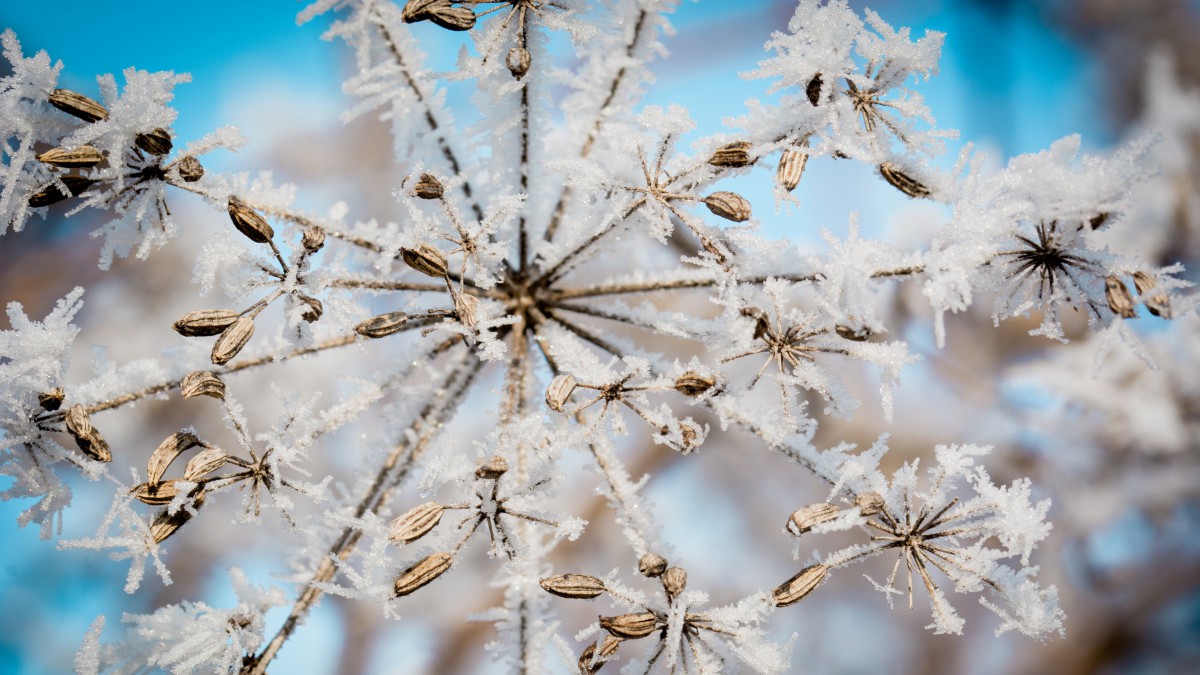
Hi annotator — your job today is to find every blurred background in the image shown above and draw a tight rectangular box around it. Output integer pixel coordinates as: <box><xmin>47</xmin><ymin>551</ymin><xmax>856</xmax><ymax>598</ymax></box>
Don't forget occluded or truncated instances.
<box><xmin>2</xmin><ymin>1</ymin><xmax>1199</xmax><ymax>673</ymax></box>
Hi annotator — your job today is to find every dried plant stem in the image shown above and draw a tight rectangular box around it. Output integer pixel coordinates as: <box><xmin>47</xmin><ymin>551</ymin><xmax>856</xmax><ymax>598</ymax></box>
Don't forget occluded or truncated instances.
<box><xmin>534</xmin><ymin>200</ymin><xmax>645</xmax><ymax>288</ymax></box>
<box><xmin>517</xmin><ymin>20</ymin><xmax>532</xmax><ymax>272</ymax></box>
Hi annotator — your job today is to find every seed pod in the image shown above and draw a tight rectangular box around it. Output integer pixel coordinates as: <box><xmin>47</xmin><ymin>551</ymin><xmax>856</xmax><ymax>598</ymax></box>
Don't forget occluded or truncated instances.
<box><xmin>402</xmin><ymin>0</ymin><xmax>450</xmax><ymax>23</ymax></box>
<box><xmin>506</xmin><ymin>46</ymin><xmax>531</xmax><ymax>78</ymax></box>
<box><xmin>740</xmin><ymin>306</ymin><xmax>771</xmax><ymax>340</ymax></box>
<box><xmin>211</xmin><ymin>317</ymin><xmax>255</xmax><ymax>366</ymax></box>
<box><xmin>545</xmin><ymin>374</ymin><xmax>577</xmax><ymax>412</ymax></box>
<box><xmin>28</xmin><ymin>175</ymin><xmax>95</xmax><ymax>207</ymax></box>
<box><xmin>854</xmin><ymin>491</ymin><xmax>885</xmax><ymax>517</ymax></box>
<box><xmin>599</xmin><ymin>612</ymin><xmax>658</xmax><ymax>640</ymax></box>
<box><xmin>355</xmin><ymin>311</ymin><xmax>410</xmax><ymax>338</ymax></box>
<box><xmin>707</xmin><ymin>141</ymin><xmax>753</xmax><ymax>168</ymax></box>
<box><xmin>638</xmin><ymin>552</ymin><xmax>668</xmax><ymax>578</ymax></box>
<box><xmin>149</xmin><ymin>492</ymin><xmax>205</xmax><ymax>545</ymax></box>
<box><xmin>776</xmin><ymin>145</ymin><xmax>808</xmax><ymax>192</ymax></box>
<box><xmin>48</xmin><ymin>88</ymin><xmax>109</xmax><ymax>122</ymax></box>
<box><xmin>662</xmin><ymin>566</ymin><xmax>687</xmax><ymax>599</ymax></box>
<box><xmin>703</xmin><ymin>191</ymin><xmax>751</xmax><ymax>222</ymax></box>
<box><xmin>835</xmin><ymin>324</ymin><xmax>871</xmax><ymax>341</ymax></box>
<box><xmin>227</xmin><ymin>196</ymin><xmax>274</xmax><ymax>243</ymax></box>
<box><xmin>453</xmin><ymin>292</ymin><xmax>478</xmax><ymax>328</ymax></box>
<box><xmin>135</xmin><ymin>128</ymin><xmax>173</xmax><ymax>156</ymax></box>
<box><xmin>413</xmin><ymin>173</ymin><xmax>444</xmax><ymax>200</ymax></box>
<box><xmin>541</xmin><ymin>574</ymin><xmax>607</xmax><ymax>599</ymax></box>
<box><xmin>669</xmin><ymin>420</ymin><xmax>703</xmax><ymax>454</ymax></box>
<box><xmin>65</xmin><ymin>405</ymin><xmax>110</xmax><ymax>463</ymax></box>
<box><xmin>173</xmin><ymin>309</ymin><xmax>240</xmax><ymax>337</ymax></box>
<box><xmin>578</xmin><ymin>635</ymin><xmax>622</xmax><ymax>674</ymax></box>
<box><xmin>786</xmin><ymin>503</ymin><xmax>839</xmax><ymax>536</ymax></box>
<box><xmin>177</xmin><ymin>155</ymin><xmax>205</xmax><ymax>182</ymax></box>
<box><xmin>401</xmin><ymin>243</ymin><xmax>449</xmax><ymax>277</ymax></box>
<box><xmin>428</xmin><ymin>5</ymin><xmax>477</xmax><ymax>31</ymax></box>
<box><xmin>878</xmin><ymin>163</ymin><xmax>930</xmax><ymax>198</ymax></box>
<box><xmin>698</xmin><ymin>234</ymin><xmax>731</xmax><ymax>265</ymax></box>
<box><xmin>388</xmin><ymin>502</ymin><xmax>445</xmax><ymax>544</ymax></box>
<box><xmin>184</xmin><ymin>448</ymin><xmax>229</xmax><ymax>482</ymax></box>
<box><xmin>130</xmin><ymin>480</ymin><xmax>181</xmax><ymax>506</ymax></box>
<box><xmin>147</xmin><ymin>432</ymin><xmax>202</xmax><ymax>485</ymax></box>
<box><xmin>298</xmin><ymin>294</ymin><xmax>324</xmax><ymax>323</ymax></box>
<box><xmin>773</xmin><ymin>563</ymin><xmax>828</xmax><ymax>607</ymax></box>
<box><xmin>475</xmin><ymin>455</ymin><xmax>509</xmax><ymax>480</ymax></box>
<box><xmin>38</xmin><ymin>387</ymin><xmax>65</xmax><ymax>411</ymax></box>
<box><xmin>393</xmin><ymin>552</ymin><xmax>454</xmax><ymax>597</ymax></box>
<box><xmin>1088</xmin><ymin>212</ymin><xmax>1109</xmax><ymax>230</ymax></box>
<box><xmin>1104</xmin><ymin>276</ymin><xmax>1137</xmax><ymax>319</ymax></box>
<box><xmin>181</xmin><ymin>371</ymin><xmax>226</xmax><ymax>400</ymax></box>
<box><xmin>674</xmin><ymin>371</ymin><xmax>715</xmax><ymax>397</ymax></box>
<box><xmin>806</xmin><ymin>73</ymin><xmax>823</xmax><ymax>106</ymax></box>
<box><xmin>36</xmin><ymin>145</ymin><xmax>104</xmax><ymax>168</ymax></box>
<box><xmin>1133</xmin><ymin>271</ymin><xmax>1172</xmax><ymax>318</ymax></box>
<box><xmin>302</xmin><ymin>225</ymin><xmax>326</xmax><ymax>253</ymax></box>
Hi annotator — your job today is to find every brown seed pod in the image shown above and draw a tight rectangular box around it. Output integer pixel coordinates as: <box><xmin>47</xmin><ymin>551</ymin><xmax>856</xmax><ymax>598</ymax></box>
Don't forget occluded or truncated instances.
<box><xmin>637</xmin><ymin>552</ymin><xmax>668</xmax><ymax>578</ymax></box>
<box><xmin>135</xmin><ymin>128</ymin><xmax>173</xmax><ymax>156</ymax></box>
<box><xmin>402</xmin><ymin>0</ymin><xmax>450</xmax><ymax>23</ymax></box>
<box><xmin>668</xmin><ymin>419</ymin><xmax>703</xmax><ymax>454</ymax></box>
<box><xmin>177</xmin><ymin>155</ymin><xmax>205</xmax><ymax>182</ymax></box>
<box><xmin>806</xmin><ymin>73</ymin><xmax>823</xmax><ymax>106</ymax></box>
<box><xmin>298</xmin><ymin>295</ymin><xmax>324</xmax><ymax>323</ymax></box>
<box><xmin>475</xmin><ymin>455</ymin><xmax>509</xmax><ymax>480</ymax></box>
<box><xmin>854</xmin><ymin>491</ymin><xmax>885</xmax><ymax>517</ymax></box>
<box><xmin>776</xmin><ymin>145</ymin><xmax>808</xmax><ymax>192</ymax></box>
<box><xmin>427</xmin><ymin>5</ymin><xmax>476</xmax><ymax>31</ymax></box>
<box><xmin>740</xmin><ymin>306</ymin><xmax>771</xmax><ymax>340</ymax></box>
<box><xmin>130</xmin><ymin>480</ymin><xmax>182</xmax><ymax>506</ymax></box>
<box><xmin>673</xmin><ymin>371</ymin><xmax>715</xmax><ymax>397</ymax></box>
<box><xmin>211</xmin><ymin>316</ymin><xmax>255</xmax><ymax>366</ymax></box>
<box><xmin>36</xmin><ymin>145</ymin><xmax>104</xmax><ymax>168</ymax></box>
<box><xmin>28</xmin><ymin>175</ymin><xmax>95</xmax><ymax>207</ymax></box>
<box><xmin>173</xmin><ymin>309</ymin><xmax>240</xmax><ymax>337</ymax></box>
<box><xmin>413</xmin><ymin>173</ymin><xmax>444</xmax><ymax>200</ymax></box>
<box><xmin>878</xmin><ymin>162</ymin><xmax>930</xmax><ymax>198</ymax></box>
<box><xmin>786</xmin><ymin>503</ymin><xmax>839</xmax><ymax>536</ymax></box>
<box><xmin>540</xmin><ymin>573</ymin><xmax>607</xmax><ymax>599</ymax></box>
<box><xmin>545</xmin><ymin>374</ymin><xmax>577</xmax><ymax>412</ymax></box>
<box><xmin>1104</xmin><ymin>276</ymin><xmax>1137</xmax><ymax>319</ymax></box>
<box><xmin>703</xmin><ymin>191</ymin><xmax>751</xmax><ymax>222</ymax></box>
<box><xmin>63</xmin><ymin>404</ymin><xmax>112</xmax><ymax>462</ymax></box>
<box><xmin>149</xmin><ymin>492</ymin><xmax>205</xmax><ymax>545</ymax></box>
<box><xmin>147</xmin><ymin>431</ymin><xmax>202</xmax><ymax>485</ymax></box>
<box><xmin>506</xmin><ymin>46</ymin><xmax>531</xmax><ymax>78</ymax></box>
<box><xmin>1133</xmin><ymin>271</ymin><xmax>1172</xmax><ymax>318</ymax></box>
<box><xmin>578</xmin><ymin>635</ymin><xmax>622</xmax><ymax>674</ymax></box>
<box><xmin>773</xmin><ymin>563</ymin><xmax>828</xmax><ymax>607</ymax></box>
<box><xmin>453</xmin><ymin>292</ymin><xmax>478</xmax><ymax>328</ymax></box>
<box><xmin>662</xmin><ymin>566</ymin><xmax>687</xmax><ymax>599</ymax></box>
<box><xmin>183</xmin><ymin>448</ymin><xmax>229</xmax><ymax>482</ymax></box>
<box><xmin>63</xmin><ymin>404</ymin><xmax>92</xmax><ymax>440</ymax></box>
<box><xmin>835</xmin><ymin>324</ymin><xmax>871</xmax><ymax>341</ymax></box>
<box><xmin>401</xmin><ymin>243</ymin><xmax>449</xmax><ymax>278</ymax></box>
<box><xmin>707</xmin><ymin>141</ymin><xmax>753</xmax><ymax>168</ymax></box>
<box><xmin>38</xmin><ymin>387</ymin><xmax>65</xmax><ymax>411</ymax></box>
<box><xmin>392</xmin><ymin>552</ymin><xmax>454</xmax><ymax>597</ymax></box>
<box><xmin>388</xmin><ymin>502</ymin><xmax>445</xmax><ymax>544</ymax></box>
<box><xmin>302</xmin><ymin>225</ymin><xmax>326</xmax><ymax>253</ymax></box>
<box><xmin>48</xmin><ymin>88</ymin><xmax>109</xmax><ymax>122</ymax></box>
<box><xmin>599</xmin><ymin>612</ymin><xmax>659</xmax><ymax>640</ymax></box>
<box><xmin>180</xmin><ymin>371</ymin><xmax>226</xmax><ymax>400</ymax></box>
<box><xmin>355</xmin><ymin>311</ymin><xmax>410</xmax><ymax>339</ymax></box>
<box><xmin>227</xmin><ymin>196</ymin><xmax>274</xmax><ymax>244</ymax></box>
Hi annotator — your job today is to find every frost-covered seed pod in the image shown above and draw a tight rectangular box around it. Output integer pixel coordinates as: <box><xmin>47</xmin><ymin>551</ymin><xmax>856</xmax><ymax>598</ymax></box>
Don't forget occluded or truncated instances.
<box><xmin>674</xmin><ymin>371</ymin><xmax>715</xmax><ymax>397</ymax></box>
<box><xmin>545</xmin><ymin>374</ymin><xmax>577</xmax><ymax>412</ymax></box>
<box><xmin>180</xmin><ymin>371</ymin><xmax>226</xmax><ymax>400</ymax></box>
<box><xmin>428</xmin><ymin>5</ymin><xmax>476</xmax><ymax>31</ymax></box>
<box><xmin>773</xmin><ymin>563</ymin><xmax>828</xmax><ymax>607</ymax></box>
<box><xmin>147</xmin><ymin>432</ymin><xmax>202</xmax><ymax>485</ymax></box>
<box><xmin>741</xmin><ymin>306</ymin><xmax>771</xmax><ymax>340</ymax></box>
<box><xmin>130</xmin><ymin>480</ymin><xmax>181</xmax><ymax>506</ymax></box>
<box><xmin>48</xmin><ymin>88</ymin><xmax>108</xmax><ymax>122</ymax></box>
<box><xmin>673</xmin><ymin>420</ymin><xmax>703</xmax><ymax>454</ymax></box>
<box><xmin>210</xmin><ymin>317</ymin><xmax>255</xmax><ymax>365</ymax></box>
<box><xmin>413</xmin><ymin>173</ymin><xmax>444</xmax><ymax>199</ymax></box>
<box><xmin>806</xmin><ymin>73</ymin><xmax>823</xmax><ymax>106</ymax></box>
<box><xmin>227</xmin><ymin>196</ymin><xmax>274</xmax><ymax>244</ymax></box>
<box><xmin>638</xmin><ymin>552</ymin><xmax>668</xmax><ymax>578</ymax></box>
<box><xmin>302</xmin><ymin>225</ymin><xmax>325</xmax><ymax>253</ymax></box>
<box><xmin>854</xmin><ymin>491</ymin><xmax>885</xmax><ymax>517</ymax></box>
<box><xmin>64</xmin><ymin>404</ymin><xmax>91</xmax><ymax>440</ymax></box>
<box><xmin>392</xmin><ymin>552</ymin><xmax>454</xmax><ymax>597</ymax></box>
<box><xmin>707</xmin><ymin>141</ymin><xmax>753</xmax><ymax>168</ymax></box>
<box><xmin>540</xmin><ymin>573</ymin><xmax>607</xmax><ymax>599</ymax></box>
<box><xmin>355</xmin><ymin>311</ymin><xmax>409</xmax><ymax>339</ymax></box>
<box><xmin>599</xmin><ymin>612</ymin><xmax>658</xmax><ymax>640</ymax></box>
<box><xmin>475</xmin><ymin>455</ymin><xmax>509</xmax><ymax>479</ymax></box>
<box><xmin>1104</xmin><ymin>276</ymin><xmax>1137</xmax><ymax>319</ymax></box>
<box><xmin>662</xmin><ymin>566</ymin><xmax>687</xmax><ymax>599</ymax></box>
<box><xmin>453</xmin><ymin>293</ymin><xmax>478</xmax><ymax>328</ymax></box>
<box><xmin>298</xmin><ymin>294</ymin><xmax>323</xmax><ymax>323</ymax></box>
<box><xmin>173</xmin><ymin>309</ymin><xmax>240</xmax><ymax>337</ymax></box>
<box><xmin>401</xmin><ymin>243</ymin><xmax>449</xmax><ymax>277</ymax></box>
<box><xmin>149</xmin><ymin>492</ymin><xmax>205</xmax><ymax>545</ymax></box>
<box><xmin>786</xmin><ymin>503</ymin><xmax>839</xmax><ymax>535</ymax></box>
<box><xmin>64</xmin><ymin>404</ymin><xmax>110</xmax><ymax>461</ymax></box>
<box><xmin>402</xmin><ymin>0</ymin><xmax>445</xmax><ymax>22</ymax></box>
<box><xmin>776</xmin><ymin>145</ymin><xmax>808</xmax><ymax>191</ymax></box>
<box><xmin>506</xmin><ymin>46</ymin><xmax>531</xmax><ymax>78</ymax></box>
<box><xmin>28</xmin><ymin>176</ymin><xmax>94</xmax><ymax>207</ymax></box>
<box><xmin>1133</xmin><ymin>271</ymin><xmax>1172</xmax><ymax>318</ymax></box>
<box><xmin>135</xmin><ymin>128</ymin><xmax>173</xmax><ymax>156</ymax></box>
<box><xmin>835</xmin><ymin>324</ymin><xmax>871</xmax><ymax>341</ymax></box>
<box><xmin>177</xmin><ymin>155</ymin><xmax>205</xmax><ymax>182</ymax></box>
<box><xmin>184</xmin><ymin>448</ymin><xmax>229</xmax><ymax>482</ymax></box>
<box><xmin>579</xmin><ymin>635</ymin><xmax>621</xmax><ymax>674</ymax></box>
<box><xmin>37</xmin><ymin>387</ymin><xmax>64</xmax><ymax>411</ymax></box>
<box><xmin>36</xmin><ymin>145</ymin><xmax>104</xmax><ymax>168</ymax></box>
<box><xmin>388</xmin><ymin>502</ymin><xmax>445</xmax><ymax>544</ymax></box>
<box><xmin>703</xmin><ymin>191</ymin><xmax>751</xmax><ymax>222</ymax></box>
<box><xmin>879</xmin><ymin>162</ymin><xmax>930</xmax><ymax>198</ymax></box>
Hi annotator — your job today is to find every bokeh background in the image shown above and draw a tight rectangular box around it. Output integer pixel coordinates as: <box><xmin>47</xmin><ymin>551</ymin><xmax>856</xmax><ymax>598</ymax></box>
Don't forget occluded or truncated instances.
<box><xmin>2</xmin><ymin>1</ymin><xmax>1199</xmax><ymax>673</ymax></box>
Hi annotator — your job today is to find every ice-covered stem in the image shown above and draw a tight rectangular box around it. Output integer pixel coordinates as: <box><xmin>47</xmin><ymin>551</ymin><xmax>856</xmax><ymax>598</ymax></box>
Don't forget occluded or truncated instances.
<box><xmin>516</xmin><ymin>14</ymin><xmax>532</xmax><ymax>272</ymax></box>
<box><xmin>243</xmin><ymin>339</ymin><xmax>480</xmax><ymax>675</ymax></box>
<box><xmin>533</xmin><ymin>200</ymin><xmax>646</xmax><ymax>289</ymax></box>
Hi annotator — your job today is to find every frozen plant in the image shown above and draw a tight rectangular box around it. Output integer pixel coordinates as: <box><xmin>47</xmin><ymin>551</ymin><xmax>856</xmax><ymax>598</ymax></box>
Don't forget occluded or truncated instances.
<box><xmin>0</xmin><ymin>1</ymin><xmax>1196</xmax><ymax>673</ymax></box>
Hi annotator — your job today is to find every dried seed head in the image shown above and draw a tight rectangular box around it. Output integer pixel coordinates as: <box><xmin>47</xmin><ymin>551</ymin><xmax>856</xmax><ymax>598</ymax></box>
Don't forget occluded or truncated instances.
<box><xmin>540</xmin><ymin>573</ymin><xmax>607</xmax><ymax>599</ymax></box>
<box><xmin>298</xmin><ymin>294</ymin><xmax>324</xmax><ymax>323</ymax></box>
<box><xmin>181</xmin><ymin>371</ymin><xmax>226</xmax><ymax>400</ymax></box>
<box><xmin>149</xmin><ymin>492</ymin><xmax>205</xmax><ymax>545</ymax></box>
<box><xmin>392</xmin><ymin>552</ymin><xmax>454</xmax><ymax>597</ymax></box>
<box><xmin>173</xmin><ymin>309</ymin><xmax>240</xmax><ymax>337</ymax></box>
<box><xmin>427</xmin><ymin>5</ymin><xmax>476</xmax><ymax>31</ymax></box>
<box><xmin>835</xmin><ymin>324</ymin><xmax>871</xmax><ymax>341</ymax></box>
<box><xmin>879</xmin><ymin>163</ymin><xmax>931</xmax><ymax>198</ymax></box>
<box><xmin>661</xmin><ymin>566</ymin><xmax>687</xmax><ymax>599</ymax></box>
<box><xmin>854</xmin><ymin>491</ymin><xmax>885</xmax><ymax>517</ymax></box>
<box><xmin>703</xmin><ymin>191</ymin><xmax>751</xmax><ymax>222</ymax></box>
<box><xmin>506</xmin><ymin>46</ymin><xmax>531</xmax><ymax>78</ymax></box>
<box><xmin>453</xmin><ymin>293</ymin><xmax>478</xmax><ymax>328</ymax></box>
<box><xmin>401</xmin><ymin>243</ymin><xmax>449</xmax><ymax>277</ymax></box>
<box><xmin>578</xmin><ymin>635</ymin><xmax>622</xmax><ymax>674</ymax></box>
<box><xmin>773</xmin><ymin>563</ymin><xmax>829</xmax><ymax>607</ymax></box>
<box><xmin>36</xmin><ymin>145</ymin><xmax>104</xmax><ymax>168</ymax></box>
<box><xmin>413</xmin><ymin>173</ymin><xmax>444</xmax><ymax>200</ymax></box>
<box><xmin>177</xmin><ymin>155</ymin><xmax>205</xmax><ymax>182</ymax></box>
<box><xmin>184</xmin><ymin>448</ymin><xmax>228</xmax><ymax>482</ymax></box>
<box><xmin>673</xmin><ymin>371</ymin><xmax>715</xmax><ymax>397</ymax></box>
<box><xmin>38</xmin><ymin>387</ymin><xmax>65</xmax><ymax>411</ymax></box>
<box><xmin>211</xmin><ymin>317</ymin><xmax>255</xmax><ymax>366</ymax></box>
<box><xmin>707</xmin><ymin>141</ymin><xmax>753</xmax><ymax>168</ymax></box>
<box><xmin>1133</xmin><ymin>271</ymin><xmax>1172</xmax><ymax>318</ymax></box>
<box><xmin>546</xmin><ymin>374</ymin><xmax>577</xmax><ymax>412</ymax></box>
<box><xmin>388</xmin><ymin>502</ymin><xmax>445</xmax><ymax>544</ymax></box>
<box><xmin>599</xmin><ymin>612</ymin><xmax>659</xmax><ymax>640</ymax></box>
<box><xmin>227</xmin><ymin>196</ymin><xmax>274</xmax><ymax>244</ymax></box>
<box><xmin>786</xmin><ymin>503</ymin><xmax>840</xmax><ymax>536</ymax></box>
<box><xmin>147</xmin><ymin>431</ymin><xmax>202</xmax><ymax>485</ymax></box>
<box><xmin>48</xmin><ymin>88</ymin><xmax>109</xmax><ymax>122</ymax></box>
<box><xmin>302</xmin><ymin>225</ymin><xmax>326</xmax><ymax>253</ymax></box>
<box><xmin>355</xmin><ymin>311</ymin><xmax>410</xmax><ymax>339</ymax></box>
<box><xmin>135</xmin><ymin>128</ymin><xmax>173</xmax><ymax>156</ymax></box>
<box><xmin>475</xmin><ymin>455</ymin><xmax>509</xmax><ymax>480</ymax></box>
<box><xmin>638</xmin><ymin>552</ymin><xmax>668</xmax><ymax>578</ymax></box>
<box><xmin>776</xmin><ymin>145</ymin><xmax>808</xmax><ymax>192</ymax></box>
<box><xmin>1104</xmin><ymin>276</ymin><xmax>1137</xmax><ymax>319</ymax></box>
<box><xmin>28</xmin><ymin>175</ymin><xmax>95</xmax><ymax>207</ymax></box>
<box><xmin>806</xmin><ymin>73</ymin><xmax>823</xmax><ymax>106</ymax></box>
<box><xmin>130</xmin><ymin>480</ymin><xmax>181</xmax><ymax>506</ymax></box>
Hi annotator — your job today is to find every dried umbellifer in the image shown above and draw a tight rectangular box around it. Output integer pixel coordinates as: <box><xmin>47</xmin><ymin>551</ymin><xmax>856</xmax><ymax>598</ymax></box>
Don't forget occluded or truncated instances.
<box><xmin>835</xmin><ymin>324</ymin><xmax>871</xmax><ymax>341</ymax></box>
<box><xmin>64</xmin><ymin>403</ymin><xmax>111</xmax><ymax>463</ymax></box>
<box><xmin>878</xmin><ymin>162</ymin><xmax>930</xmax><ymax>198</ymax></box>
<box><xmin>1104</xmin><ymin>276</ymin><xmax>1137</xmax><ymax>319</ymax></box>
<box><xmin>506</xmin><ymin>46</ymin><xmax>531</xmax><ymax>78</ymax></box>
<box><xmin>661</xmin><ymin>566</ymin><xmax>687</xmax><ymax>599</ymax></box>
<box><xmin>147</xmin><ymin>431</ymin><xmax>202</xmax><ymax>485</ymax></box>
<box><xmin>355</xmin><ymin>311</ymin><xmax>409</xmax><ymax>338</ymax></box>
<box><xmin>427</xmin><ymin>5</ymin><xmax>476</xmax><ymax>31</ymax></box>
<box><xmin>173</xmin><ymin>309</ymin><xmax>240</xmax><ymax>337</ymax></box>
<box><xmin>388</xmin><ymin>502</ymin><xmax>445</xmax><ymax>544</ymax></box>
<box><xmin>854</xmin><ymin>491</ymin><xmax>885</xmax><ymax>517</ymax></box>
<box><xmin>786</xmin><ymin>503</ymin><xmax>839</xmax><ymax>535</ymax></box>
<box><xmin>673</xmin><ymin>371</ymin><xmax>715</xmax><ymax>397</ymax></box>
<box><xmin>130</xmin><ymin>480</ymin><xmax>181</xmax><ymax>506</ymax></box>
<box><xmin>180</xmin><ymin>371</ymin><xmax>226</xmax><ymax>400</ymax></box>
<box><xmin>135</xmin><ymin>128</ymin><xmax>173</xmax><ymax>156</ymax></box>
<box><xmin>599</xmin><ymin>612</ymin><xmax>658</xmax><ymax>640</ymax></box>
<box><xmin>38</xmin><ymin>387</ymin><xmax>65</xmax><ymax>411</ymax></box>
<box><xmin>184</xmin><ymin>448</ymin><xmax>229</xmax><ymax>482</ymax></box>
<box><xmin>211</xmin><ymin>316</ymin><xmax>255</xmax><ymax>366</ymax></box>
<box><xmin>28</xmin><ymin>175</ymin><xmax>95</xmax><ymax>207</ymax></box>
<box><xmin>545</xmin><ymin>373</ymin><xmax>577</xmax><ymax>412</ymax></box>
<box><xmin>707</xmin><ymin>141</ymin><xmax>753</xmax><ymax>168</ymax></box>
<box><xmin>773</xmin><ymin>563</ymin><xmax>828</xmax><ymax>607</ymax></box>
<box><xmin>392</xmin><ymin>552</ymin><xmax>454</xmax><ymax>597</ymax></box>
<box><xmin>703</xmin><ymin>191</ymin><xmax>751</xmax><ymax>222</ymax></box>
<box><xmin>776</xmin><ymin>145</ymin><xmax>808</xmax><ymax>192</ymax></box>
<box><xmin>402</xmin><ymin>0</ymin><xmax>449</xmax><ymax>23</ymax></box>
<box><xmin>177</xmin><ymin>155</ymin><xmax>205</xmax><ymax>182</ymax></box>
<box><xmin>637</xmin><ymin>552</ymin><xmax>668</xmax><ymax>578</ymax></box>
<box><xmin>36</xmin><ymin>145</ymin><xmax>104</xmax><ymax>168</ymax></box>
<box><xmin>540</xmin><ymin>573</ymin><xmax>606</xmax><ymax>599</ymax></box>
<box><xmin>453</xmin><ymin>292</ymin><xmax>478</xmax><ymax>328</ymax></box>
<box><xmin>413</xmin><ymin>173</ymin><xmax>444</xmax><ymax>200</ymax></box>
<box><xmin>48</xmin><ymin>88</ymin><xmax>109</xmax><ymax>123</ymax></box>
<box><xmin>302</xmin><ymin>224</ymin><xmax>326</xmax><ymax>253</ymax></box>
<box><xmin>401</xmin><ymin>243</ymin><xmax>449</xmax><ymax>278</ymax></box>
<box><xmin>227</xmin><ymin>196</ymin><xmax>274</xmax><ymax>244</ymax></box>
